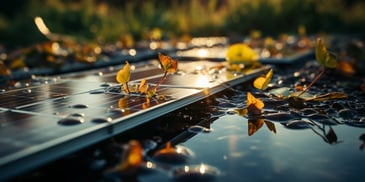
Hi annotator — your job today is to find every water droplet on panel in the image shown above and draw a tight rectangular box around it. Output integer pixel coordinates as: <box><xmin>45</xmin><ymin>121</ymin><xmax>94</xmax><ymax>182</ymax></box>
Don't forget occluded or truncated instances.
<box><xmin>23</xmin><ymin>89</ymin><xmax>32</xmax><ymax>93</ymax></box>
<box><xmin>70</xmin><ymin>104</ymin><xmax>88</xmax><ymax>109</ymax></box>
<box><xmin>68</xmin><ymin>113</ymin><xmax>85</xmax><ymax>117</ymax></box>
<box><xmin>58</xmin><ymin>117</ymin><xmax>84</xmax><ymax>125</ymax></box>
<box><xmin>100</xmin><ymin>82</ymin><xmax>112</xmax><ymax>87</ymax></box>
<box><xmin>91</xmin><ymin>117</ymin><xmax>112</xmax><ymax>123</ymax></box>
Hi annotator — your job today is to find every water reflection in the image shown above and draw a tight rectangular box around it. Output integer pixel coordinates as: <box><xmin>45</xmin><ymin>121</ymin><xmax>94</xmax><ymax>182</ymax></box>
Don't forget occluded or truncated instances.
<box><xmin>359</xmin><ymin>133</ymin><xmax>365</xmax><ymax>150</ymax></box>
<box><xmin>247</xmin><ymin>119</ymin><xmax>276</xmax><ymax>136</ymax></box>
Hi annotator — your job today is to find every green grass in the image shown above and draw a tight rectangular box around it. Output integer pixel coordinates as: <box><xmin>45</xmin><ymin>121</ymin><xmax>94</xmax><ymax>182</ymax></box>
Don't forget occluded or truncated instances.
<box><xmin>0</xmin><ymin>0</ymin><xmax>364</xmax><ymax>48</ymax></box>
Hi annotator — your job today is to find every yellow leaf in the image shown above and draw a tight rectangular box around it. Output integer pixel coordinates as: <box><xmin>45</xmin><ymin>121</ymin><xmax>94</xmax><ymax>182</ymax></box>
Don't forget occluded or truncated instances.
<box><xmin>116</xmin><ymin>61</ymin><xmax>131</xmax><ymax>84</ymax></box>
<box><xmin>158</xmin><ymin>53</ymin><xmax>178</xmax><ymax>73</ymax></box>
<box><xmin>315</xmin><ymin>38</ymin><xmax>337</xmax><ymax>68</ymax></box>
<box><xmin>234</xmin><ymin>108</ymin><xmax>248</xmax><ymax>116</ymax></box>
<box><xmin>253</xmin><ymin>69</ymin><xmax>273</xmax><ymax>90</ymax></box>
<box><xmin>226</xmin><ymin>43</ymin><xmax>259</xmax><ymax>64</ymax></box>
<box><xmin>304</xmin><ymin>92</ymin><xmax>347</xmax><ymax>102</ymax></box>
<box><xmin>138</xmin><ymin>78</ymin><xmax>149</xmax><ymax>94</ymax></box>
<box><xmin>247</xmin><ymin>92</ymin><xmax>264</xmax><ymax>109</ymax></box>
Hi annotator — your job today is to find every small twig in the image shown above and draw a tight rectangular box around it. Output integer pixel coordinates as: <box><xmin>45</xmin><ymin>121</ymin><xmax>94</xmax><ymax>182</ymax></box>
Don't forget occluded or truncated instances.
<box><xmin>297</xmin><ymin>66</ymin><xmax>325</xmax><ymax>97</ymax></box>
<box><xmin>125</xmin><ymin>82</ymin><xmax>130</xmax><ymax>94</ymax></box>
<box><xmin>154</xmin><ymin>71</ymin><xmax>167</xmax><ymax>90</ymax></box>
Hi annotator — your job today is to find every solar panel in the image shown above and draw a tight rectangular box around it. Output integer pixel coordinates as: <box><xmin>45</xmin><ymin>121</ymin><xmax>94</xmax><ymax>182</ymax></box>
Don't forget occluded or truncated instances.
<box><xmin>0</xmin><ymin>59</ymin><xmax>269</xmax><ymax>181</ymax></box>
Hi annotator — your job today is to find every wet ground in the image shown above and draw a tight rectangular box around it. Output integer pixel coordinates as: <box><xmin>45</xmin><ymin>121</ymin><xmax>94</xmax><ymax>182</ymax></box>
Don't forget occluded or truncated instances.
<box><xmin>10</xmin><ymin>56</ymin><xmax>365</xmax><ymax>181</ymax></box>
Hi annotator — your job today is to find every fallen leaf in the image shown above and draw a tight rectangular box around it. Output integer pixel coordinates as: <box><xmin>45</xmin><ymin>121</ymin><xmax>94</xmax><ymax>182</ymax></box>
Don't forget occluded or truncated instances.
<box><xmin>246</xmin><ymin>92</ymin><xmax>264</xmax><ymax>115</ymax></box>
<box><xmin>253</xmin><ymin>69</ymin><xmax>273</xmax><ymax>90</ymax></box>
<box><xmin>304</xmin><ymin>92</ymin><xmax>348</xmax><ymax>101</ymax></box>
<box><xmin>116</xmin><ymin>61</ymin><xmax>131</xmax><ymax>84</ymax></box>
<box><xmin>316</xmin><ymin>38</ymin><xmax>337</xmax><ymax>68</ymax></box>
<box><xmin>226</xmin><ymin>43</ymin><xmax>259</xmax><ymax>64</ymax></box>
<box><xmin>158</xmin><ymin>53</ymin><xmax>178</xmax><ymax>73</ymax></box>
<box><xmin>269</xmin><ymin>87</ymin><xmax>291</xmax><ymax>98</ymax></box>
<box><xmin>234</xmin><ymin>108</ymin><xmax>248</xmax><ymax>116</ymax></box>
<box><xmin>138</xmin><ymin>78</ymin><xmax>149</xmax><ymax>94</ymax></box>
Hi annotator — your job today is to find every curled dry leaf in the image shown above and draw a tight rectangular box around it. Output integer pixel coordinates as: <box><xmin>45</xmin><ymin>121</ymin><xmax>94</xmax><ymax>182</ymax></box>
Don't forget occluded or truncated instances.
<box><xmin>138</xmin><ymin>78</ymin><xmax>149</xmax><ymax>94</ymax></box>
<box><xmin>158</xmin><ymin>53</ymin><xmax>178</xmax><ymax>73</ymax></box>
<box><xmin>253</xmin><ymin>69</ymin><xmax>273</xmax><ymax>90</ymax></box>
<box><xmin>246</xmin><ymin>92</ymin><xmax>264</xmax><ymax>115</ymax></box>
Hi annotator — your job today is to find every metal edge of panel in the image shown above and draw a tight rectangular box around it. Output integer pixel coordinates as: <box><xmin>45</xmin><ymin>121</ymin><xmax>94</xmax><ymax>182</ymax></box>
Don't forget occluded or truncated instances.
<box><xmin>0</xmin><ymin>65</ymin><xmax>270</xmax><ymax>181</ymax></box>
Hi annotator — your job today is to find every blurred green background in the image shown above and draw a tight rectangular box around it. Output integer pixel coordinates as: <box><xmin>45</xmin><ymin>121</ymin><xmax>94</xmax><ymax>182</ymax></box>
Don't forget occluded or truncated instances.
<box><xmin>0</xmin><ymin>0</ymin><xmax>364</xmax><ymax>48</ymax></box>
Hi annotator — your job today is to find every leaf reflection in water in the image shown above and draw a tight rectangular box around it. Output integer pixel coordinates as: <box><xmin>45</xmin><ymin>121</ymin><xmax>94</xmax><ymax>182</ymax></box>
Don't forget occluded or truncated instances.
<box><xmin>247</xmin><ymin>119</ymin><xmax>276</xmax><ymax>136</ymax></box>
<box><xmin>359</xmin><ymin>134</ymin><xmax>365</xmax><ymax>150</ymax></box>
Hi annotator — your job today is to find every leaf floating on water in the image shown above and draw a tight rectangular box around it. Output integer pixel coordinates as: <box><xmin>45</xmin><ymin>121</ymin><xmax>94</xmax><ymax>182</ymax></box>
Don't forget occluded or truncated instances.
<box><xmin>234</xmin><ymin>108</ymin><xmax>248</xmax><ymax>116</ymax></box>
<box><xmin>158</xmin><ymin>53</ymin><xmax>178</xmax><ymax>73</ymax></box>
<box><xmin>315</xmin><ymin>38</ymin><xmax>337</xmax><ymax>68</ymax></box>
<box><xmin>270</xmin><ymin>87</ymin><xmax>347</xmax><ymax>106</ymax></box>
<box><xmin>303</xmin><ymin>92</ymin><xmax>348</xmax><ymax>102</ymax></box>
<box><xmin>253</xmin><ymin>69</ymin><xmax>273</xmax><ymax>90</ymax></box>
<box><xmin>246</xmin><ymin>92</ymin><xmax>264</xmax><ymax>115</ymax></box>
<box><xmin>269</xmin><ymin>87</ymin><xmax>291</xmax><ymax>98</ymax></box>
